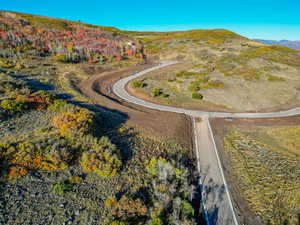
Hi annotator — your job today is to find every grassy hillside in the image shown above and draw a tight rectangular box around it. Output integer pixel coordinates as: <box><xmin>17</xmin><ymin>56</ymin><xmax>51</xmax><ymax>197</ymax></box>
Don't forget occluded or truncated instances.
<box><xmin>129</xmin><ymin>30</ymin><xmax>300</xmax><ymax>111</ymax></box>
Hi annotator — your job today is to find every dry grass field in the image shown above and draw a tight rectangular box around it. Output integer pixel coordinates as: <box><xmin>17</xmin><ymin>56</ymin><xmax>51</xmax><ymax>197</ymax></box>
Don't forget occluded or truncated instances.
<box><xmin>129</xmin><ymin>30</ymin><xmax>300</xmax><ymax>112</ymax></box>
<box><xmin>212</xmin><ymin>118</ymin><xmax>300</xmax><ymax>225</ymax></box>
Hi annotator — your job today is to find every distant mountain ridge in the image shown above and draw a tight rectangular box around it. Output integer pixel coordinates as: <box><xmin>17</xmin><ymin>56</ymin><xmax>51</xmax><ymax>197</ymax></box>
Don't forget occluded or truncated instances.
<box><xmin>254</xmin><ymin>39</ymin><xmax>300</xmax><ymax>50</ymax></box>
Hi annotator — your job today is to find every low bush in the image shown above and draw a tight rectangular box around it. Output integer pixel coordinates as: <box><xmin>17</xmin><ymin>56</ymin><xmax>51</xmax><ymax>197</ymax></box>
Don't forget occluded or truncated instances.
<box><xmin>188</xmin><ymin>76</ymin><xmax>210</xmax><ymax>92</ymax></box>
<box><xmin>53</xmin><ymin>107</ymin><xmax>94</xmax><ymax>136</ymax></box>
<box><xmin>176</xmin><ymin>71</ymin><xmax>198</xmax><ymax>79</ymax></box>
<box><xmin>205</xmin><ymin>80</ymin><xmax>225</xmax><ymax>88</ymax></box>
<box><xmin>1</xmin><ymin>137</ymin><xmax>75</xmax><ymax>172</ymax></box>
<box><xmin>80</xmin><ymin>136</ymin><xmax>121</xmax><ymax>177</ymax></box>
<box><xmin>268</xmin><ymin>75</ymin><xmax>286</xmax><ymax>82</ymax></box>
<box><xmin>0</xmin><ymin>99</ymin><xmax>28</xmax><ymax>113</ymax></box>
<box><xmin>54</xmin><ymin>54</ymin><xmax>67</xmax><ymax>63</ymax></box>
<box><xmin>132</xmin><ymin>80</ymin><xmax>145</xmax><ymax>88</ymax></box>
<box><xmin>7</xmin><ymin>165</ymin><xmax>28</xmax><ymax>179</ymax></box>
<box><xmin>188</xmin><ymin>81</ymin><xmax>201</xmax><ymax>92</ymax></box>
<box><xmin>161</xmin><ymin>93</ymin><xmax>169</xmax><ymax>98</ymax></box>
<box><xmin>192</xmin><ymin>92</ymin><xmax>203</xmax><ymax>100</ymax></box>
<box><xmin>68</xmin><ymin>176</ymin><xmax>84</xmax><ymax>184</ymax></box>
<box><xmin>106</xmin><ymin>195</ymin><xmax>147</xmax><ymax>220</ymax></box>
<box><xmin>167</xmin><ymin>78</ymin><xmax>176</xmax><ymax>82</ymax></box>
<box><xmin>47</xmin><ymin>99</ymin><xmax>68</xmax><ymax>112</ymax></box>
<box><xmin>25</xmin><ymin>90</ymin><xmax>56</xmax><ymax>110</ymax></box>
<box><xmin>151</xmin><ymin>88</ymin><xmax>163</xmax><ymax>97</ymax></box>
<box><xmin>52</xmin><ymin>182</ymin><xmax>73</xmax><ymax>195</ymax></box>
<box><xmin>182</xmin><ymin>200</ymin><xmax>195</xmax><ymax>218</ymax></box>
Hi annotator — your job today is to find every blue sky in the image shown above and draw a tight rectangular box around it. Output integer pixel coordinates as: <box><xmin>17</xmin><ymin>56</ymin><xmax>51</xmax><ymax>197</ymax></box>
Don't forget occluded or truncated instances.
<box><xmin>2</xmin><ymin>0</ymin><xmax>300</xmax><ymax>40</ymax></box>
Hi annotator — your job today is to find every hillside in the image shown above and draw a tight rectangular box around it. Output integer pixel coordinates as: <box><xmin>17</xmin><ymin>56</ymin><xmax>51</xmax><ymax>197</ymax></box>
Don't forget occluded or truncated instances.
<box><xmin>129</xmin><ymin>30</ymin><xmax>300</xmax><ymax>111</ymax></box>
<box><xmin>255</xmin><ymin>39</ymin><xmax>300</xmax><ymax>50</ymax></box>
<box><xmin>0</xmin><ymin>11</ymin><xmax>201</xmax><ymax>225</ymax></box>
<box><xmin>0</xmin><ymin>11</ymin><xmax>145</xmax><ymax>64</ymax></box>
<box><xmin>1</xmin><ymin>10</ymin><xmax>300</xmax><ymax>225</ymax></box>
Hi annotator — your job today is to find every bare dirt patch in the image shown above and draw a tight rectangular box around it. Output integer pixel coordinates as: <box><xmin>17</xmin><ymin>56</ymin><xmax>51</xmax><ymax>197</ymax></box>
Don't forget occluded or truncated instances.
<box><xmin>79</xmin><ymin>64</ymin><xmax>193</xmax><ymax>149</ymax></box>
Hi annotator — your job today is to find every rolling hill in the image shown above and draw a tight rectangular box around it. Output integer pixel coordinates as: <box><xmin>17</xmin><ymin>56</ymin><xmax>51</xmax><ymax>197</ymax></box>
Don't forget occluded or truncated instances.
<box><xmin>128</xmin><ymin>29</ymin><xmax>300</xmax><ymax>111</ymax></box>
<box><xmin>255</xmin><ymin>39</ymin><xmax>300</xmax><ymax>50</ymax></box>
<box><xmin>1</xmin><ymin>10</ymin><xmax>300</xmax><ymax>225</ymax></box>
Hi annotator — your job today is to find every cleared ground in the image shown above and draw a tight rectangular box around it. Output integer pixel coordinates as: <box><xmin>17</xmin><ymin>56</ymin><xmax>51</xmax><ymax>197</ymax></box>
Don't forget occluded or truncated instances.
<box><xmin>79</xmin><ymin>63</ymin><xmax>193</xmax><ymax>149</ymax></box>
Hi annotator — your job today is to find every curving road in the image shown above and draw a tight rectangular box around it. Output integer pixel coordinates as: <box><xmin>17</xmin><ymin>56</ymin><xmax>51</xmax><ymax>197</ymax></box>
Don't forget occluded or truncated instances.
<box><xmin>112</xmin><ymin>60</ymin><xmax>300</xmax><ymax>225</ymax></box>
<box><xmin>113</xmin><ymin>60</ymin><xmax>300</xmax><ymax>118</ymax></box>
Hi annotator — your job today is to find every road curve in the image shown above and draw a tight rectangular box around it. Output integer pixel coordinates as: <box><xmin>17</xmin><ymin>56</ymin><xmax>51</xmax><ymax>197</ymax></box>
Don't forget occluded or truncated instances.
<box><xmin>113</xmin><ymin>60</ymin><xmax>300</xmax><ymax>118</ymax></box>
<box><xmin>112</xmin><ymin>60</ymin><xmax>300</xmax><ymax>225</ymax></box>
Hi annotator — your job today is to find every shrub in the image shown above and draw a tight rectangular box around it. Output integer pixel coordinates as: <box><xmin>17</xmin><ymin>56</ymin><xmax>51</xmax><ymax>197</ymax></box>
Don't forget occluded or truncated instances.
<box><xmin>69</xmin><ymin>176</ymin><xmax>84</xmax><ymax>184</ymax></box>
<box><xmin>53</xmin><ymin>107</ymin><xmax>94</xmax><ymax>136</ymax></box>
<box><xmin>167</xmin><ymin>78</ymin><xmax>176</xmax><ymax>82</ymax></box>
<box><xmin>7</xmin><ymin>165</ymin><xmax>28</xmax><ymax>179</ymax></box>
<box><xmin>176</xmin><ymin>71</ymin><xmax>198</xmax><ymax>79</ymax></box>
<box><xmin>188</xmin><ymin>81</ymin><xmax>201</xmax><ymax>92</ymax></box>
<box><xmin>268</xmin><ymin>75</ymin><xmax>286</xmax><ymax>82</ymax></box>
<box><xmin>80</xmin><ymin>137</ymin><xmax>121</xmax><ymax>177</ymax></box>
<box><xmin>151</xmin><ymin>88</ymin><xmax>163</xmax><ymax>97</ymax></box>
<box><xmin>206</xmin><ymin>80</ymin><xmax>225</xmax><ymax>88</ymax></box>
<box><xmin>25</xmin><ymin>90</ymin><xmax>55</xmax><ymax>109</ymax></box>
<box><xmin>107</xmin><ymin>195</ymin><xmax>147</xmax><ymax>220</ymax></box>
<box><xmin>0</xmin><ymin>99</ymin><xmax>28</xmax><ymax>113</ymax></box>
<box><xmin>54</xmin><ymin>54</ymin><xmax>67</xmax><ymax>63</ymax></box>
<box><xmin>132</xmin><ymin>80</ymin><xmax>145</xmax><ymax>88</ymax></box>
<box><xmin>47</xmin><ymin>99</ymin><xmax>68</xmax><ymax>112</ymax></box>
<box><xmin>4</xmin><ymin>138</ymin><xmax>75</xmax><ymax>171</ymax></box>
<box><xmin>52</xmin><ymin>182</ymin><xmax>73</xmax><ymax>195</ymax></box>
<box><xmin>148</xmin><ymin>211</ymin><xmax>164</xmax><ymax>225</ymax></box>
<box><xmin>192</xmin><ymin>92</ymin><xmax>203</xmax><ymax>100</ymax></box>
<box><xmin>182</xmin><ymin>201</ymin><xmax>194</xmax><ymax>218</ymax></box>
<box><xmin>161</xmin><ymin>93</ymin><xmax>169</xmax><ymax>98</ymax></box>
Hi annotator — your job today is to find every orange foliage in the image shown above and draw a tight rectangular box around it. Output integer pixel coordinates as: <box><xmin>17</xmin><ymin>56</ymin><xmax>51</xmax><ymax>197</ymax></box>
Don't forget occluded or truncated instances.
<box><xmin>107</xmin><ymin>195</ymin><xmax>148</xmax><ymax>219</ymax></box>
<box><xmin>53</xmin><ymin>108</ymin><xmax>93</xmax><ymax>136</ymax></box>
<box><xmin>7</xmin><ymin>166</ymin><xmax>28</xmax><ymax>179</ymax></box>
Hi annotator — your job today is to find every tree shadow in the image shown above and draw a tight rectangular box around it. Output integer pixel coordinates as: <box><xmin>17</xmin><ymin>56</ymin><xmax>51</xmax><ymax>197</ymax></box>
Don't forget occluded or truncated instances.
<box><xmin>11</xmin><ymin>74</ymin><xmax>55</xmax><ymax>91</ymax></box>
<box><xmin>200</xmin><ymin>165</ymin><xmax>230</xmax><ymax>225</ymax></box>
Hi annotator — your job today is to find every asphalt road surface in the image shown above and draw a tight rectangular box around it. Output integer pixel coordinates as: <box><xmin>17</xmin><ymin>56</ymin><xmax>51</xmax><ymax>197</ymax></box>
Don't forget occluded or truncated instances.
<box><xmin>112</xmin><ymin>61</ymin><xmax>300</xmax><ymax>225</ymax></box>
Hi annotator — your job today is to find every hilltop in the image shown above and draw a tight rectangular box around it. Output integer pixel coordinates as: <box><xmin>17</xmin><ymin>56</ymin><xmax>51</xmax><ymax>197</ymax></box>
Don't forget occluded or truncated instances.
<box><xmin>129</xmin><ymin>29</ymin><xmax>300</xmax><ymax>111</ymax></box>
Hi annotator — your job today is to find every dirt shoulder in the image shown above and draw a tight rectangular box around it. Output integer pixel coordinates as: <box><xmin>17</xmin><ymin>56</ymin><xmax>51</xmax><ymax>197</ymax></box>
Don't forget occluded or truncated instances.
<box><xmin>210</xmin><ymin>116</ymin><xmax>300</xmax><ymax>225</ymax></box>
<box><xmin>79</xmin><ymin>64</ymin><xmax>193</xmax><ymax>149</ymax></box>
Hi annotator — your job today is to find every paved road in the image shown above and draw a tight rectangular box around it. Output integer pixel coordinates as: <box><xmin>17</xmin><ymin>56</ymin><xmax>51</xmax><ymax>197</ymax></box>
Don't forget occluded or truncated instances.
<box><xmin>113</xmin><ymin>61</ymin><xmax>300</xmax><ymax>118</ymax></box>
<box><xmin>112</xmin><ymin>61</ymin><xmax>300</xmax><ymax>225</ymax></box>
<box><xmin>194</xmin><ymin>116</ymin><xmax>239</xmax><ymax>225</ymax></box>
